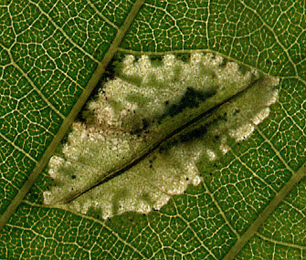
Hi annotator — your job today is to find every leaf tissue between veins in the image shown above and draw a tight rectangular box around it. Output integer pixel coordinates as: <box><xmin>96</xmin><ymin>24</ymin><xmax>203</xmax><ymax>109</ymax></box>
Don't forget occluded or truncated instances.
<box><xmin>44</xmin><ymin>52</ymin><xmax>279</xmax><ymax>219</ymax></box>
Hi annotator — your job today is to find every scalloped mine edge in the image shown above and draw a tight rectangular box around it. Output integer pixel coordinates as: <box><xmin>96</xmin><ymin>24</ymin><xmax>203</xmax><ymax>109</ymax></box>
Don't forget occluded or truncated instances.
<box><xmin>44</xmin><ymin>52</ymin><xmax>279</xmax><ymax>219</ymax></box>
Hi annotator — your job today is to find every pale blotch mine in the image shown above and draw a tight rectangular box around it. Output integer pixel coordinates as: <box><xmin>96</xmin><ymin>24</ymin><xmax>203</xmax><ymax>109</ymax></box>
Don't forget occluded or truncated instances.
<box><xmin>44</xmin><ymin>53</ymin><xmax>279</xmax><ymax>219</ymax></box>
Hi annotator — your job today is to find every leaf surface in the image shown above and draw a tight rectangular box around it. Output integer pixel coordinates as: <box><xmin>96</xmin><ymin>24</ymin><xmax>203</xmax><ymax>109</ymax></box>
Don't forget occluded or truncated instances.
<box><xmin>1</xmin><ymin>0</ymin><xmax>306</xmax><ymax>259</ymax></box>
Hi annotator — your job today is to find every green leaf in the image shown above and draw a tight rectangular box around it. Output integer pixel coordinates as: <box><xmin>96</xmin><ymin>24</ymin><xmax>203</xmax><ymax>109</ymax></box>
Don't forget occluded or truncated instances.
<box><xmin>1</xmin><ymin>0</ymin><xmax>306</xmax><ymax>259</ymax></box>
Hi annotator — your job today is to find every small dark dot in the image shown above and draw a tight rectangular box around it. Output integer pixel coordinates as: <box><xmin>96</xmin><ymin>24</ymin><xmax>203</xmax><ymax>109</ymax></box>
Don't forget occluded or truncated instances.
<box><xmin>165</xmin><ymin>100</ymin><xmax>169</xmax><ymax>105</ymax></box>
<box><xmin>186</xmin><ymin>177</ymin><xmax>189</xmax><ymax>181</ymax></box>
<box><xmin>233</xmin><ymin>109</ymin><xmax>240</xmax><ymax>115</ymax></box>
<box><xmin>72</xmin><ymin>175</ymin><xmax>76</xmax><ymax>179</ymax></box>
<box><xmin>71</xmin><ymin>188</ymin><xmax>74</xmax><ymax>190</ymax></box>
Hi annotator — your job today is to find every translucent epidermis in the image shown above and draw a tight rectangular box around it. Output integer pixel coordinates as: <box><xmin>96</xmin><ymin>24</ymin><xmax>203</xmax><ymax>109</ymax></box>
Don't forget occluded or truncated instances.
<box><xmin>44</xmin><ymin>52</ymin><xmax>279</xmax><ymax>219</ymax></box>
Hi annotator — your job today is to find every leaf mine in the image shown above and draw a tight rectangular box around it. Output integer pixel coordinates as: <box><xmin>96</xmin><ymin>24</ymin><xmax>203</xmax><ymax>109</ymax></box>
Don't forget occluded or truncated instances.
<box><xmin>44</xmin><ymin>52</ymin><xmax>279</xmax><ymax>219</ymax></box>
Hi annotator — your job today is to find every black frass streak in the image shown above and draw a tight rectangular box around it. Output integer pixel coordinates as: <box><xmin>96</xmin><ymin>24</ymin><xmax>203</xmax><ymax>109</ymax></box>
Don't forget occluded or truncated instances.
<box><xmin>61</xmin><ymin>77</ymin><xmax>263</xmax><ymax>204</ymax></box>
<box><xmin>159</xmin><ymin>87</ymin><xmax>217</xmax><ymax>120</ymax></box>
<box><xmin>127</xmin><ymin>87</ymin><xmax>216</xmax><ymax>135</ymax></box>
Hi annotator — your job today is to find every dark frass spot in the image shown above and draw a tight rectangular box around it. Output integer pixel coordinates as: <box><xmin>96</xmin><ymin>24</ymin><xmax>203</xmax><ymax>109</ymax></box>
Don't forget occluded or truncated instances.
<box><xmin>233</xmin><ymin>109</ymin><xmax>240</xmax><ymax>115</ymax></box>
<box><xmin>142</xmin><ymin>118</ymin><xmax>149</xmax><ymax>130</ymax></box>
<box><xmin>159</xmin><ymin>87</ymin><xmax>217</xmax><ymax>121</ymax></box>
<box><xmin>149</xmin><ymin>158</ymin><xmax>153</xmax><ymax>169</ymax></box>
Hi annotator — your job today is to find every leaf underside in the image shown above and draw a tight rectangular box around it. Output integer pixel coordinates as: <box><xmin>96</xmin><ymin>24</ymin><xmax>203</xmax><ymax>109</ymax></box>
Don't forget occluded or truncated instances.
<box><xmin>1</xmin><ymin>0</ymin><xmax>306</xmax><ymax>259</ymax></box>
<box><xmin>44</xmin><ymin>52</ymin><xmax>280</xmax><ymax>221</ymax></box>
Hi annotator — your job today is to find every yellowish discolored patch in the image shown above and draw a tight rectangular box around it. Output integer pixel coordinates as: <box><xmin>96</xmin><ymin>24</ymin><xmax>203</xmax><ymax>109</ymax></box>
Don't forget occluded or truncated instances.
<box><xmin>44</xmin><ymin>52</ymin><xmax>279</xmax><ymax>219</ymax></box>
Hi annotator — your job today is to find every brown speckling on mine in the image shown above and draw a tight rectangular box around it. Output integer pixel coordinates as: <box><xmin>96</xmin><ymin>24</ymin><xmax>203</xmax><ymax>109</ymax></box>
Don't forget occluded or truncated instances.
<box><xmin>44</xmin><ymin>52</ymin><xmax>279</xmax><ymax>219</ymax></box>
